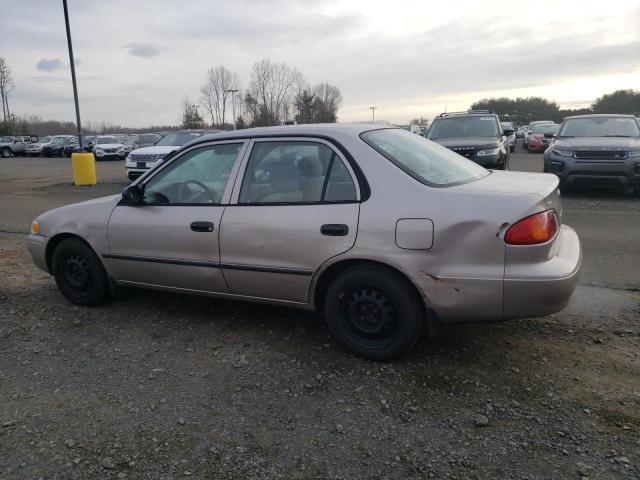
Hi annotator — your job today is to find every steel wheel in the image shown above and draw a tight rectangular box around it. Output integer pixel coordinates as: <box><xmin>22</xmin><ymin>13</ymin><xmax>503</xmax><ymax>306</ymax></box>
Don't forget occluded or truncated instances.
<box><xmin>61</xmin><ymin>252</ymin><xmax>93</xmax><ymax>293</ymax></box>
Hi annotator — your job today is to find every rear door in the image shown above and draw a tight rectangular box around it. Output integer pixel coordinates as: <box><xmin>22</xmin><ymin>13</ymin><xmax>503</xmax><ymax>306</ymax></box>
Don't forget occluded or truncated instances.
<box><xmin>219</xmin><ymin>138</ymin><xmax>361</xmax><ymax>303</ymax></box>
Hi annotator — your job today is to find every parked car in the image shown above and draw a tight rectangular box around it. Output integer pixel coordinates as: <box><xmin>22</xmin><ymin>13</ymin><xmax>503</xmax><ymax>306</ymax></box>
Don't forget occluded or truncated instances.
<box><xmin>122</xmin><ymin>136</ymin><xmax>137</xmax><ymax>155</ymax></box>
<box><xmin>527</xmin><ymin>124</ymin><xmax>559</xmax><ymax>153</ymax></box>
<box><xmin>501</xmin><ymin>121</ymin><xmax>516</xmax><ymax>152</ymax></box>
<box><xmin>25</xmin><ymin>135</ymin><xmax>52</xmax><ymax>156</ymax></box>
<box><xmin>399</xmin><ymin>124</ymin><xmax>421</xmax><ymax>135</ymax></box>
<box><xmin>124</xmin><ymin>129</ymin><xmax>221</xmax><ymax>181</ymax></box>
<box><xmin>63</xmin><ymin>136</ymin><xmax>95</xmax><ymax>156</ymax></box>
<box><xmin>137</xmin><ymin>133</ymin><xmax>163</xmax><ymax>148</ymax></box>
<box><xmin>425</xmin><ymin>110</ymin><xmax>513</xmax><ymax>169</ymax></box>
<box><xmin>516</xmin><ymin>126</ymin><xmax>527</xmax><ymax>138</ymax></box>
<box><xmin>92</xmin><ymin>135</ymin><xmax>125</xmax><ymax>161</ymax></box>
<box><xmin>0</xmin><ymin>135</ymin><xmax>39</xmax><ymax>157</ymax></box>
<box><xmin>523</xmin><ymin>120</ymin><xmax>554</xmax><ymax>149</ymax></box>
<box><xmin>42</xmin><ymin>135</ymin><xmax>75</xmax><ymax>157</ymax></box>
<box><xmin>543</xmin><ymin>114</ymin><xmax>640</xmax><ymax>195</ymax></box>
<box><xmin>27</xmin><ymin>124</ymin><xmax>581</xmax><ymax>360</ymax></box>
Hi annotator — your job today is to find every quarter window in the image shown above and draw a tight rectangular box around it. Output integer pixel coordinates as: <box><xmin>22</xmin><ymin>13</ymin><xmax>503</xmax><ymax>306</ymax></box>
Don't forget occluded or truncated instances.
<box><xmin>143</xmin><ymin>143</ymin><xmax>243</xmax><ymax>205</ymax></box>
<box><xmin>239</xmin><ymin>141</ymin><xmax>357</xmax><ymax>204</ymax></box>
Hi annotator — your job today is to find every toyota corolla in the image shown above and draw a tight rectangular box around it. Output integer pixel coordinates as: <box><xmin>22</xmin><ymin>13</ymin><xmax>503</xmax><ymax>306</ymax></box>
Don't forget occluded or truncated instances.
<box><xmin>26</xmin><ymin>124</ymin><xmax>581</xmax><ymax>360</ymax></box>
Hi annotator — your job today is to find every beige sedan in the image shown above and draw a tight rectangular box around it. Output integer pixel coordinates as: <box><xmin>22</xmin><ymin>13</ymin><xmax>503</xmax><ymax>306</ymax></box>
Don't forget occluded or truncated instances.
<box><xmin>26</xmin><ymin>124</ymin><xmax>581</xmax><ymax>360</ymax></box>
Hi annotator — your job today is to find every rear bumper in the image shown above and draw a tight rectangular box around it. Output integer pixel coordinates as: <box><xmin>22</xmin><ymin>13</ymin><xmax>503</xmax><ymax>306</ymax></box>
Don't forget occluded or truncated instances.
<box><xmin>503</xmin><ymin>225</ymin><xmax>581</xmax><ymax>319</ymax></box>
<box><xmin>26</xmin><ymin>234</ymin><xmax>49</xmax><ymax>273</ymax></box>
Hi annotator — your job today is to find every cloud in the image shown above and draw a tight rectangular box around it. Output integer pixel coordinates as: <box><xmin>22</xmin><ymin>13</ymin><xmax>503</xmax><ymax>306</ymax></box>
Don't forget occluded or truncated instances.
<box><xmin>36</xmin><ymin>58</ymin><xmax>65</xmax><ymax>72</ymax></box>
<box><xmin>124</xmin><ymin>42</ymin><xmax>161</xmax><ymax>58</ymax></box>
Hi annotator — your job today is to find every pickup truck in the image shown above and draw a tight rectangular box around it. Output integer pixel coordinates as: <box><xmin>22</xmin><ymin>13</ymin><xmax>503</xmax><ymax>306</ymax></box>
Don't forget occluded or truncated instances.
<box><xmin>0</xmin><ymin>135</ymin><xmax>39</xmax><ymax>157</ymax></box>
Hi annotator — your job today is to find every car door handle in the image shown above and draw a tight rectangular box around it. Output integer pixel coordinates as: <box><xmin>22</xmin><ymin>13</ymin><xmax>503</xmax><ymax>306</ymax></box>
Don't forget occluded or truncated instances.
<box><xmin>190</xmin><ymin>221</ymin><xmax>214</xmax><ymax>232</ymax></box>
<box><xmin>320</xmin><ymin>224</ymin><xmax>349</xmax><ymax>236</ymax></box>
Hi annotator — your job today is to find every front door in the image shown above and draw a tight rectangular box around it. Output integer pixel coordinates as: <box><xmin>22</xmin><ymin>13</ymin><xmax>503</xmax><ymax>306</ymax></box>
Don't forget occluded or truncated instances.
<box><xmin>219</xmin><ymin>139</ymin><xmax>361</xmax><ymax>303</ymax></box>
<box><xmin>106</xmin><ymin>141</ymin><xmax>247</xmax><ymax>293</ymax></box>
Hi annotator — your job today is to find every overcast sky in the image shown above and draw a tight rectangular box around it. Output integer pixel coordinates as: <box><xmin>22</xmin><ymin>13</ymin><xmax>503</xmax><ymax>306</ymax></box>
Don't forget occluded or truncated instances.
<box><xmin>3</xmin><ymin>0</ymin><xmax>640</xmax><ymax>127</ymax></box>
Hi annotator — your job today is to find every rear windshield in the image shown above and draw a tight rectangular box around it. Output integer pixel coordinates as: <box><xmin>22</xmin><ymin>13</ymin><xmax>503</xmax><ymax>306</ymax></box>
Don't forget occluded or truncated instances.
<box><xmin>532</xmin><ymin>124</ymin><xmax>559</xmax><ymax>134</ymax></box>
<box><xmin>361</xmin><ymin>128</ymin><xmax>489</xmax><ymax>187</ymax></box>
<box><xmin>559</xmin><ymin>117</ymin><xmax>640</xmax><ymax>137</ymax></box>
<box><xmin>97</xmin><ymin>136</ymin><xmax>119</xmax><ymax>144</ymax></box>
<box><xmin>427</xmin><ymin>116</ymin><xmax>499</xmax><ymax>139</ymax></box>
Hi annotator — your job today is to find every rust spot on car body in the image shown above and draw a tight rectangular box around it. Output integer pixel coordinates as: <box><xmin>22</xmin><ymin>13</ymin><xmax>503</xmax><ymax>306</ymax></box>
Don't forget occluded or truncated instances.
<box><xmin>420</xmin><ymin>271</ymin><xmax>441</xmax><ymax>282</ymax></box>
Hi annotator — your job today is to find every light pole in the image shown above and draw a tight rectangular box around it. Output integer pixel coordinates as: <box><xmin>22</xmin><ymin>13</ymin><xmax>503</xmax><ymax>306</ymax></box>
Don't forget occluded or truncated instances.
<box><xmin>63</xmin><ymin>0</ymin><xmax>83</xmax><ymax>149</ymax></box>
<box><xmin>227</xmin><ymin>89</ymin><xmax>239</xmax><ymax>130</ymax></box>
<box><xmin>369</xmin><ymin>106</ymin><xmax>377</xmax><ymax>122</ymax></box>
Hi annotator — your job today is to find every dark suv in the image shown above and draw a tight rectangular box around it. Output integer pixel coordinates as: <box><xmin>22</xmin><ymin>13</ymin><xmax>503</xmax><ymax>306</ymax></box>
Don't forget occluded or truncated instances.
<box><xmin>425</xmin><ymin>110</ymin><xmax>513</xmax><ymax>169</ymax></box>
<box><xmin>543</xmin><ymin>114</ymin><xmax>640</xmax><ymax>195</ymax></box>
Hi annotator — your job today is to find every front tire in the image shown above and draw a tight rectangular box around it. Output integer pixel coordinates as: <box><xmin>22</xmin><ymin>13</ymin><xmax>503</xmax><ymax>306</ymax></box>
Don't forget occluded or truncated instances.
<box><xmin>324</xmin><ymin>266</ymin><xmax>423</xmax><ymax>361</ymax></box>
<box><xmin>1</xmin><ymin>147</ymin><xmax>11</xmax><ymax>158</ymax></box>
<box><xmin>52</xmin><ymin>238</ymin><xmax>111</xmax><ymax>306</ymax></box>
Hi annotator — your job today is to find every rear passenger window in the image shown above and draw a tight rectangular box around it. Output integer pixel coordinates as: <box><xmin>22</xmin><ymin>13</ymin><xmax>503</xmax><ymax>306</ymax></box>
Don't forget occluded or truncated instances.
<box><xmin>239</xmin><ymin>141</ymin><xmax>357</xmax><ymax>204</ymax></box>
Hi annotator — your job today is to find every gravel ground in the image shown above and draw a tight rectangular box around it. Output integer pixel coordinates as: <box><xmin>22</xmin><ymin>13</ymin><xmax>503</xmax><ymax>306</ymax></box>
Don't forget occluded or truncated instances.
<box><xmin>1</xmin><ymin>147</ymin><xmax>639</xmax><ymax>479</ymax></box>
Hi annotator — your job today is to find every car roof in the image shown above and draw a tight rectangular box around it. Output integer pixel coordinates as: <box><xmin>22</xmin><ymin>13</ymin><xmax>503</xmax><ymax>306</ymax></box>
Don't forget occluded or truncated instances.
<box><xmin>562</xmin><ymin>113</ymin><xmax>639</xmax><ymax>120</ymax></box>
<box><xmin>185</xmin><ymin>123</ymin><xmax>393</xmax><ymax>147</ymax></box>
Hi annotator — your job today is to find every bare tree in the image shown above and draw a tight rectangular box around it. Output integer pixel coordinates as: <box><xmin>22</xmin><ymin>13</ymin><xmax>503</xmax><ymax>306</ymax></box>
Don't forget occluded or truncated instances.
<box><xmin>248</xmin><ymin>58</ymin><xmax>300</xmax><ymax>126</ymax></box>
<box><xmin>312</xmin><ymin>82</ymin><xmax>343</xmax><ymax>123</ymax></box>
<box><xmin>0</xmin><ymin>57</ymin><xmax>15</xmax><ymax>133</ymax></box>
<box><xmin>200</xmin><ymin>65</ymin><xmax>236</xmax><ymax>128</ymax></box>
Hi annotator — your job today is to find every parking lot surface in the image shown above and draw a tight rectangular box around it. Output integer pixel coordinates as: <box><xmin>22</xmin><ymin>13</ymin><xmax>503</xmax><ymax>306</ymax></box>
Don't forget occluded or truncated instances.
<box><xmin>1</xmin><ymin>144</ymin><xmax>639</xmax><ymax>479</ymax></box>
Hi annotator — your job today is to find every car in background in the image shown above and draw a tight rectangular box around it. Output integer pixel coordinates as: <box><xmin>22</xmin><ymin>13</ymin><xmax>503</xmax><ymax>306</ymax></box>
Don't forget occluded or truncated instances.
<box><xmin>92</xmin><ymin>135</ymin><xmax>125</xmax><ymax>161</ymax></box>
<box><xmin>527</xmin><ymin>124</ymin><xmax>559</xmax><ymax>153</ymax></box>
<box><xmin>124</xmin><ymin>129</ymin><xmax>222</xmax><ymax>181</ymax></box>
<box><xmin>27</xmin><ymin>124</ymin><xmax>581</xmax><ymax>360</ymax></box>
<box><xmin>122</xmin><ymin>137</ymin><xmax>137</xmax><ymax>155</ymax></box>
<box><xmin>63</xmin><ymin>136</ymin><xmax>95</xmax><ymax>156</ymax></box>
<box><xmin>399</xmin><ymin>124</ymin><xmax>421</xmax><ymax>135</ymax></box>
<box><xmin>501</xmin><ymin>121</ymin><xmax>516</xmax><ymax>152</ymax></box>
<box><xmin>516</xmin><ymin>126</ymin><xmax>527</xmax><ymax>138</ymax></box>
<box><xmin>25</xmin><ymin>135</ymin><xmax>52</xmax><ymax>156</ymax></box>
<box><xmin>0</xmin><ymin>135</ymin><xmax>39</xmax><ymax>157</ymax></box>
<box><xmin>42</xmin><ymin>135</ymin><xmax>75</xmax><ymax>157</ymax></box>
<box><xmin>137</xmin><ymin>133</ymin><xmax>163</xmax><ymax>148</ymax></box>
<box><xmin>425</xmin><ymin>110</ymin><xmax>513</xmax><ymax>169</ymax></box>
<box><xmin>523</xmin><ymin>120</ymin><xmax>554</xmax><ymax>149</ymax></box>
<box><xmin>544</xmin><ymin>114</ymin><xmax>640</xmax><ymax>195</ymax></box>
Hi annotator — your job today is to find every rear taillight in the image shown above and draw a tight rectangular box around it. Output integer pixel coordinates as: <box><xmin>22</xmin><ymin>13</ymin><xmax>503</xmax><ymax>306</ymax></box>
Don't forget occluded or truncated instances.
<box><xmin>505</xmin><ymin>210</ymin><xmax>558</xmax><ymax>245</ymax></box>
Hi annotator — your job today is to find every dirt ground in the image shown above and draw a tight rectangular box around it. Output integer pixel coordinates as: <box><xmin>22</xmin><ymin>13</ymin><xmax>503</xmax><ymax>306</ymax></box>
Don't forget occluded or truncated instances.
<box><xmin>1</xmin><ymin>146</ymin><xmax>639</xmax><ymax>479</ymax></box>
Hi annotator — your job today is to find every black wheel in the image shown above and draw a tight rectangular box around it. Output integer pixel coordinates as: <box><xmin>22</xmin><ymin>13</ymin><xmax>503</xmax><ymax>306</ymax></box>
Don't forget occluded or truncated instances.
<box><xmin>52</xmin><ymin>237</ymin><xmax>110</xmax><ymax>306</ymax></box>
<box><xmin>1</xmin><ymin>147</ymin><xmax>11</xmax><ymax>158</ymax></box>
<box><xmin>324</xmin><ymin>266</ymin><xmax>423</xmax><ymax>361</ymax></box>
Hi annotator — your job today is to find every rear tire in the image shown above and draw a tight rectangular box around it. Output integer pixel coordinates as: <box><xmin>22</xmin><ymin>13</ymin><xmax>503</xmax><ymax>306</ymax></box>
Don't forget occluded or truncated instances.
<box><xmin>52</xmin><ymin>238</ymin><xmax>111</xmax><ymax>306</ymax></box>
<box><xmin>324</xmin><ymin>266</ymin><xmax>423</xmax><ymax>361</ymax></box>
<box><xmin>1</xmin><ymin>147</ymin><xmax>11</xmax><ymax>158</ymax></box>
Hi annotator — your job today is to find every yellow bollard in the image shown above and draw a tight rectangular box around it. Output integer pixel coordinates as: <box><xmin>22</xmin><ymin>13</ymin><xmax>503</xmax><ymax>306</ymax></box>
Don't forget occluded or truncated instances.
<box><xmin>71</xmin><ymin>152</ymin><xmax>97</xmax><ymax>186</ymax></box>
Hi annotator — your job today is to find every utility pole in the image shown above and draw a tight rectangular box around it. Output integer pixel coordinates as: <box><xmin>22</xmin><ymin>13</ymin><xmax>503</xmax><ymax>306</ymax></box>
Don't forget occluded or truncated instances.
<box><xmin>369</xmin><ymin>106</ymin><xmax>377</xmax><ymax>122</ymax></box>
<box><xmin>227</xmin><ymin>89</ymin><xmax>239</xmax><ymax>130</ymax></box>
<box><xmin>63</xmin><ymin>0</ymin><xmax>83</xmax><ymax>148</ymax></box>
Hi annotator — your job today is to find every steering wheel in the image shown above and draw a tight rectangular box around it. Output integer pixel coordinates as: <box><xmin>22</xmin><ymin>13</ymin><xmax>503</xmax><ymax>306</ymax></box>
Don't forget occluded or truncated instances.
<box><xmin>177</xmin><ymin>180</ymin><xmax>219</xmax><ymax>203</ymax></box>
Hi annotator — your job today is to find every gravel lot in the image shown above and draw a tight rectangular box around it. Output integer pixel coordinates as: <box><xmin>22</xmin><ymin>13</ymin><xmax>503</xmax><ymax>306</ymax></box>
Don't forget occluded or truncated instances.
<box><xmin>1</xmin><ymin>144</ymin><xmax>639</xmax><ymax>479</ymax></box>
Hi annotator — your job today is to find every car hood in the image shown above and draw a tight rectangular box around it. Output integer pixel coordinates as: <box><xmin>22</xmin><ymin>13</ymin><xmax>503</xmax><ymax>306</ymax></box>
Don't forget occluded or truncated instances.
<box><xmin>432</xmin><ymin>138</ymin><xmax>500</xmax><ymax>149</ymax></box>
<box><xmin>554</xmin><ymin>137</ymin><xmax>640</xmax><ymax>150</ymax></box>
<box><xmin>129</xmin><ymin>145</ymin><xmax>181</xmax><ymax>155</ymax></box>
<box><xmin>94</xmin><ymin>143</ymin><xmax>123</xmax><ymax>149</ymax></box>
<box><xmin>36</xmin><ymin>194</ymin><xmax>121</xmax><ymax>238</ymax></box>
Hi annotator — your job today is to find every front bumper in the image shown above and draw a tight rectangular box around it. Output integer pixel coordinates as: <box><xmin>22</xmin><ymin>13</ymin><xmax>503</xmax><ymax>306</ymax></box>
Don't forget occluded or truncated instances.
<box><xmin>528</xmin><ymin>142</ymin><xmax>550</xmax><ymax>152</ymax></box>
<box><xmin>473</xmin><ymin>153</ymin><xmax>502</xmax><ymax>168</ymax></box>
<box><xmin>503</xmin><ymin>225</ymin><xmax>581</xmax><ymax>319</ymax></box>
<box><xmin>95</xmin><ymin>152</ymin><xmax>124</xmax><ymax>160</ymax></box>
<box><xmin>544</xmin><ymin>152</ymin><xmax>640</xmax><ymax>187</ymax></box>
<box><xmin>26</xmin><ymin>234</ymin><xmax>49</xmax><ymax>273</ymax></box>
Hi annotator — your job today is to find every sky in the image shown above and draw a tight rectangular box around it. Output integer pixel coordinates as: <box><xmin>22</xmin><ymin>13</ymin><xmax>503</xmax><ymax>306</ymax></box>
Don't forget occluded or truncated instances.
<box><xmin>2</xmin><ymin>0</ymin><xmax>640</xmax><ymax>127</ymax></box>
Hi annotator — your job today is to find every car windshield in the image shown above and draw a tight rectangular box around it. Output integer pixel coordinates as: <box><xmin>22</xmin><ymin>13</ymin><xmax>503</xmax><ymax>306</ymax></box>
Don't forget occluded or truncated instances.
<box><xmin>156</xmin><ymin>131</ymin><xmax>203</xmax><ymax>146</ymax></box>
<box><xmin>97</xmin><ymin>136</ymin><xmax>119</xmax><ymax>144</ymax></box>
<box><xmin>0</xmin><ymin>136</ymin><xmax>12</xmax><ymax>142</ymax></box>
<box><xmin>139</xmin><ymin>133</ymin><xmax>162</xmax><ymax>144</ymax></box>
<box><xmin>533</xmin><ymin>124</ymin><xmax>559</xmax><ymax>134</ymax></box>
<box><xmin>38</xmin><ymin>136</ymin><xmax>51</xmax><ymax>143</ymax></box>
<box><xmin>361</xmin><ymin>128</ymin><xmax>489</xmax><ymax>187</ymax></box>
<box><xmin>559</xmin><ymin>117</ymin><xmax>640</xmax><ymax>137</ymax></box>
<box><xmin>427</xmin><ymin>116</ymin><xmax>499</xmax><ymax>140</ymax></box>
<box><xmin>52</xmin><ymin>137</ymin><xmax>72</xmax><ymax>145</ymax></box>
<box><xmin>123</xmin><ymin>137</ymin><xmax>135</xmax><ymax>145</ymax></box>
<box><xmin>501</xmin><ymin>122</ymin><xmax>514</xmax><ymax>129</ymax></box>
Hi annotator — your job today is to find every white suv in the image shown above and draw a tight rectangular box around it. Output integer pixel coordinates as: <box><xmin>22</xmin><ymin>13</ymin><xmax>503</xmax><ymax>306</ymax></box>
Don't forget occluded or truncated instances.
<box><xmin>92</xmin><ymin>135</ymin><xmax>125</xmax><ymax>161</ymax></box>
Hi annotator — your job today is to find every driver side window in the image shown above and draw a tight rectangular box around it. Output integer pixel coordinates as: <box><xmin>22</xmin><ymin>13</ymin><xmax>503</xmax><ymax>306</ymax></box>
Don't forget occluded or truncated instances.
<box><xmin>143</xmin><ymin>143</ymin><xmax>243</xmax><ymax>205</ymax></box>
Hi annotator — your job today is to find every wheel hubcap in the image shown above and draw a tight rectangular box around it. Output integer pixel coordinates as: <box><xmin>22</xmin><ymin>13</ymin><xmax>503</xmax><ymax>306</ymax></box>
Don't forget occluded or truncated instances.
<box><xmin>339</xmin><ymin>285</ymin><xmax>399</xmax><ymax>348</ymax></box>
<box><xmin>62</xmin><ymin>253</ymin><xmax>92</xmax><ymax>292</ymax></box>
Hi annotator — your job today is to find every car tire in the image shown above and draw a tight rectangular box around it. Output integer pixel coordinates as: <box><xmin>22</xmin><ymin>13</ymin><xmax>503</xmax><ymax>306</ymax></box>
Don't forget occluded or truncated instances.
<box><xmin>1</xmin><ymin>147</ymin><xmax>11</xmax><ymax>158</ymax></box>
<box><xmin>324</xmin><ymin>265</ymin><xmax>423</xmax><ymax>361</ymax></box>
<box><xmin>52</xmin><ymin>237</ymin><xmax>111</xmax><ymax>306</ymax></box>
<box><xmin>510</xmin><ymin>145</ymin><xmax>515</xmax><ymax>153</ymax></box>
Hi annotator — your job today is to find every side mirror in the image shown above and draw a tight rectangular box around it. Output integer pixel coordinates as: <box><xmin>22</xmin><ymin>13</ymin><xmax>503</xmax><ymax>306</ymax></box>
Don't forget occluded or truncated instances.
<box><xmin>502</xmin><ymin>128</ymin><xmax>515</xmax><ymax>136</ymax></box>
<box><xmin>543</xmin><ymin>132</ymin><xmax>555</xmax><ymax>138</ymax></box>
<box><xmin>121</xmin><ymin>185</ymin><xmax>144</xmax><ymax>204</ymax></box>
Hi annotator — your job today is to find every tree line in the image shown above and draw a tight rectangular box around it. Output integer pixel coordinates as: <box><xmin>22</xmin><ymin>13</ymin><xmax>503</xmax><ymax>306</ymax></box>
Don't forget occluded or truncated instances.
<box><xmin>470</xmin><ymin>89</ymin><xmax>640</xmax><ymax>124</ymax></box>
<box><xmin>183</xmin><ymin>58</ymin><xmax>343</xmax><ymax>129</ymax></box>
